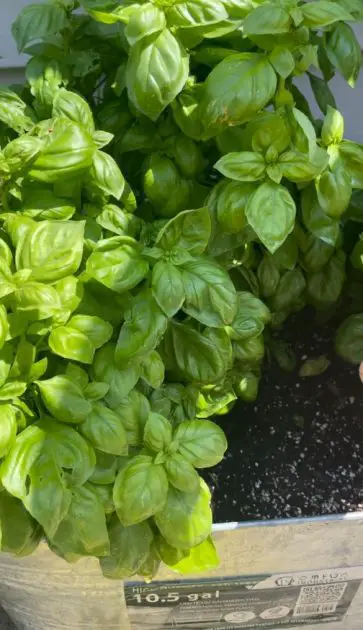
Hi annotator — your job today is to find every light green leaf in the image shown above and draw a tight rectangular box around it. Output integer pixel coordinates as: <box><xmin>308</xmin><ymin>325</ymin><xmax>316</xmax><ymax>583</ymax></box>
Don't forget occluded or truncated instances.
<box><xmin>16</xmin><ymin>219</ymin><xmax>84</xmax><ymax>282</ymax></box>
<box><xmin>127</xmin><ymin>28</ymin><xmax>189</xmax><ymax>121</ymax></box>
<box><xmin>86</xmin><ymin>237</ymin><xmax>148</xmax><ymax>293</ymax></box>
<box><xmin>53</xmin><ymin>89</ymin><xmax>94</xmax><ymax>133</ymax></box>
<box><xmin>80</xmin><ymin>402</ymin><xmax>128</xmax><ymax>456</ymax></box>
<box><xmin>116</xmin><ymin>291</ymin><xmax>168</xmax><ymax>364</ymax></box>
<box><xmin>269</xmin><ymin>46</ymin><xmax>295</xmax><ymax>79</ymax></box>
<box><xmin>125</xmin><ymin>3</ymin><xmax>166</xmax><ymax>46</ymax></box>
<box><xmin>115</xmin><ymin>390</ymin><xmax>150</xmax><ymax>446</ymax></box>
<box><xmin>152</xmin><ymin>261</ymin><xmax>185</xmax><ymax>317</ymax></box>
<box><xmin>154</xmin><ymin>479</ymin><xmax>212</xmax><ymax>549</ymax></box>
<box><xmin>114</xmin><ymin>455</ymin><xmax>168</xmax><ymax>525</ymax></box>
<box><xmin>243</xmin><ymin>3</ymin><xmax>291</xmax><ymax>35</ymax></box>
<box><xmin>200</xmin><ymin>53</ymin><xmax>277</xmax><ymax>138</ymax></box>
<box><xmin>246</xmin><ymin>182</ymin><xmax>296</xmax><ymax>254</ymax></box>
<box><xmin>140</xmin><ymin>350</ymin><xmax>165</xmax><ymax>389</ymax></box>
<box><xmin>0</xmin><ymin>88</ymin><xmax>35</xmax><ymax>134</ymax></box>
<box><xmin>86</xmin><ymin>150</ymin><xmax>125</xmax><ymax>200</ymax></box>
<box><xmin>157</xmin><ymin>207</ymin><xmax>211</xmax><ymax>255</ymax></box>
<box><xmin>143</xmin><ymin>412</ymin><xmax>173</xmax><ymax>452</ymax></box>
<box><xmin>174</xmin><ymin>419</ymin><xmax>227</xmax><ymax>468</ymax></box>
<box><xmin>214</xmin><ymin>151</ymin><xmax>266</xmax><ymax>182</ymax></box>
<box><xmin>182</xmin><ymin>258</ymin><xmax>238</xmax><ymax>327</ymax></box>
<box><xmin>37</xmin><ymin>376</ymin><xmax>92</xmax><ymax>424</ymax></box>
<box><xmin>165</xmin><ymin>453</ymin><xmax>200</xmax><ymax>493</ymax></box>
<box><xmin>302</xmin><ymin>1</ymin><xmax>353</xmax><ymax>28</ymax></box>
<box><xmin>92</xmin><ymin>343</ymin><xmax>140</xmax><ymax>409</ymax></box>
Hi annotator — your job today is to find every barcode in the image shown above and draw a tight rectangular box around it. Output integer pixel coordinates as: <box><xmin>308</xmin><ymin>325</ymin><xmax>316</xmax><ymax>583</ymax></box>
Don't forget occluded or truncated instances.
<box><xmin>294</xmin><ymin>603</ymin><xmax>337</xmax><ymax>617</ymax></box>
<box><xmin>298</xmin><ymin>582</ymin><xmax>347</xmax><ymax>604</ymax></box>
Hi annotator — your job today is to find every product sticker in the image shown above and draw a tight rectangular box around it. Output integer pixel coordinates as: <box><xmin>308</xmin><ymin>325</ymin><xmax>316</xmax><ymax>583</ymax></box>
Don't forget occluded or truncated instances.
<box><xmin>125</xmin><ymin>566</ymin><xmax>363</xmax><ymax>629</ymax></box>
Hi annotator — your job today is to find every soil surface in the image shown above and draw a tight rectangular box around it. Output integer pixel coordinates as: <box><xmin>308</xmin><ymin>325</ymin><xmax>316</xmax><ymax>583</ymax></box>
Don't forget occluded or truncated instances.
<box><xmin>208</xmin><ymin>310</ymin><xmax>363</xmax><ymax>523</ymax></box>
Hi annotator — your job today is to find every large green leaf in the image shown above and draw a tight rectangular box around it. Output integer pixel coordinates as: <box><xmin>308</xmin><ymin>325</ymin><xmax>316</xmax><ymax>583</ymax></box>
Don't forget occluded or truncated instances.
<box><xmin>126</xmin><ymin>29</ymin><xmax>189</xmax><ymax>120</ymax></box>
<box><xmin>12</xmin><ymin>3</ymin><xmax>69</xmax><ymax>53</ymax></box>
<box><xmin>200</xmin><ymin>53</ymin><xmax>277</xmax><ymax>137</ymax></box>
<box><xmin>100</xmin><ymin>517</ymin><xmax>153</xmax><ymax>579</ymax></box>
<box><xmin>246</xmin><ymin>182</ymin><xmax>296</xmax><ymax>253</ymax></box>
<box><xmin>154</xmin><ymin>479</ymin><xmax>212</xmax><ymax>549</ymax></box>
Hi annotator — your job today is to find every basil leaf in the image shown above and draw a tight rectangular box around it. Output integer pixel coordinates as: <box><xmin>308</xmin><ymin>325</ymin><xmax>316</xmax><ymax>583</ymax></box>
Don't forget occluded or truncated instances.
<box><xmin>115</xmin><ymin>390</ymin><xmax>150</xmax><ymax>446</ymax></box>
<box><xmin>0</xmin><ymin>88</ymin><xmax>35</xmax><ymax>133</ymax></box>
<box><xmin>100</xmin><ymin>516</ymin><xmax>153</xmax><ymax>579</ymax></box>
<box><xmin>162</xmin><ymin>321</ymin><xmax>227</xmax><ymax>384</ymax></box>
<box><xmin>174</xmin><ymin>419</ymin><xmax>227</xmax><ymax>468</ymax></box>
<box><xmin>127</xmin><ymin>29</ymin><xmax>189</xmax><ymax>121</ymax></box>
<box><xmin>167</xmin><ymin>0</ymin><xmax>228</xmax><ymax>30</ymax></box>
<box><xmin>157</xmin><ymin>207</ymin><xmax>211</xmax><ymax>255</ymax></box>
<box><xmin>201</xmin><ymin>53</ymin><xmax>277</xmax><ymax>137</ymax></box>
<box><xmin>143</xmin><ymin>412</ymin><xmax>173</xmax><ymax>452</ymax></box>
<box><xmin>113</xmin><ymin>455</ymin><xmax>168</xmax><ymax>526</ymax></box>
<box><xmin>214</xmin><ymin>151</ymin><xmax>266</xmax><ymax>182</ymax></box>
<box><xmin>12</xmin><ymin>3</ymin><xmax>69</xmax><ymax>53</ymax></box>
<box><xmin>50</xmin><ymin>485</ymin><xmax>110</xmax><ymax>560</ymax></box>
<box><xmin>36</xmin><ymin>375</ymin><xmax>92</xmax><ymax>424</ymax></box>
<box><xmin>301</xmin><ymin>185</ymin><xmax>340</xmax><ymax>246</ymax></box>
<box><xmin>0</xmin><ymin>493</ymin><xmax>41</xmax><ymax>557</ymax></box>
<box><xmin>336</xmin><ymin>314</ymin><xmax>363</xmax><ymax>364</ymax></box>
<box><xmin>257</xmin><ymin>255</ymin><xmax>280</xmax><ymax>299</ymax></box>
<box><xmin>116</xmin><ymin>291</ymin><xmax>168</xmax><ymax>365</ymax></box>
<box><xmin>53</xmin><ymin>89</ymin><xmax>95</xmax><ymax>133</ymax></box>
<box><xmin>140</xmin><ymin>350</ymin><xmax>165</xmax><ymax>390</ymax></box>
<box><xmin>228</xmin><ymin>291</ymin><xmax>270</xmax><ymax>340</ymax></box>
<box><xmin>80</xmin><ymin>402</ymin><xmax>128</xmax><ymax>456</ymax></box>
<box><xmin>302</xmin><ymin>1</ymin><xmax>352</xmax><ymax>28</ymax></box>
<box><xmin>321</xmin><ymin>106</ymin><xmax>344</xmax><ymax>146</ymax></box>
<box><xmin>243</xmin><ymin>4</ymin><xmax>291</xmax><ymax>35</ymax></box>
<box><xmin>165</xmin><ymin>453</ymin><xmax>200</xmax><ymax>493</ymax></box>
<box><xmin>86</xmin><ymin>237</ymin><xmax>149</xmax><ymax>294</ymax></box>
<box><xmin>152</xmin><ymin>261</ymin><xmax>185</xmax><ymax>317</ymax></box>
<box><xmin>307</xmin><ymin>251</ymin><xmax>346</xmax><ymax>309</ymax></box>
<box><xmin>270</xmin><ymin>268</ymin><xmax>306</xmax><ymax>312</ymax></box>
<box><xmin>85</xmin><ymin>150</ymin><xmax>125</xmax><ymax>200</ymax></box>
<box><xmin>125</xmin><ymin>3</ymin><xmax>166</xmax><ymax>46</ymax></box>
<box><xmin>154</xmin><ymin>479</ymin><xmax>212</xmax><ymax>549</ymax></box>
<box><xmin>326</xmin><ymin>23</ymin><xmax>361</xmax><ymax>87</ymax></box>
<box><xmin>92</xmin><ymin>343</ymin><xmax>140</xmax><ymax>409</ymax></box>
<box><xmin>246</xmin><ymin>182</ymin><xmax>296</xmax><ymax>254</ymax></box>
<box><xmin>20</xmin><ymin>189</ymin><xmax>76</xmax><ymax>221</ymax></box>
<box><xmin>269</xmin><ymin>46</ymin><xmax>295</xmax><ymax>79</ymax></box>
<box><xmin>30</xmin><ymin>119</ymin><xmax>95</xmax><ymax>183</ymax></box>
<box><xmin>163</xmin><ymin>536</ymin><xmax>219</xmax><ymax>574</ymax></box>
<box><xmin>316</xmin><ymin>164</ymin><xmax>352</xmax><ymax>219</ymax></box>
<box><xmin>15</xmin><ymin>219</ymin><xmax>84</xmax><ymax>282</ymax></box>
<box><xmin>182</xmin><ymin>258</ymin><xmax>238</xmax><ymax>327</ymax></box>
<box><xmin>0</xmin><ymin>403</ymin><xmax>17</xmax><ymax>458</ymax></box>
<box><xmin>308</xmin><ymin>73</ymin><xmax>336</xmax><ymax>115</ymax></box>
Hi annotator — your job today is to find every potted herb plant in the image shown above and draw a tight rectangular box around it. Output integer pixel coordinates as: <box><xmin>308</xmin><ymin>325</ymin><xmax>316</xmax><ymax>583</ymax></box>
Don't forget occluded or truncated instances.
<box><xmin>1</xmin><ymin>0</ymin><xmax>363</xmax><ymax>627</ymax></box>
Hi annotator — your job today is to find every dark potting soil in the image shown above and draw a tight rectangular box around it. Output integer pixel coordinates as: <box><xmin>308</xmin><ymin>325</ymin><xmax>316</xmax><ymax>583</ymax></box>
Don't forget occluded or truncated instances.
<box><xmin>207</xmin><ymin>310</ymin><xmax>363</xmax><ymax>523</ymax></box>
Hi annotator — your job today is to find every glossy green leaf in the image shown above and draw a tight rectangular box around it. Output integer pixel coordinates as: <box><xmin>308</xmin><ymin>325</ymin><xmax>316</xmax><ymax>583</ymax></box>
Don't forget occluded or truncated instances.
<box><xmin>125</xmin><ymin>3</ymin><xmax>166</xmax><ymax>46</ymax></box>
<box><xmin>157</xmin><ymin>207</ymin><xmax>211</xmax><ymax>255</ymax></box>
<box><xmin>127</xmin><ymin>29</ymin><xmax>189</xmax><ymax>121</ymax></box>
<box><xmin>144</xmin><ymin>412</ymin><xmax>173</xmax><ymax>452</ymax></box>
<box><xmin>0</xmin><ymin>88</ymin><xmax>35</xmax><ymax>133</ymax></box>
<box><xmin>80</xmin><ymin>402</ymin><xmax>128</xmax><ymax>456</ymax></box>
<box><xmin>140</xmin><ymin>350</ymin><xmax>165</xmax><ymax>389</ymax></box>
<box><xmin>246</xmin><ymin>182</ymin><xmax>296</xmax><ymax>254</ymax></box>
<box><xmin>86</xmin><ymin>150</ymin><xmax>125</xmax><ymax>200</ymax></box>
<box><xmin>326</xmin><ymin>23</ymin><xmax>361</xmax><ymax>87</ymax></box>
<box><xmin>215</xmin><ymin>151</ymin><xmax>266</xmax><ymax>182</ymax></box>
<box><xmin>152</xmin><ymin>261</ymin><xmax>185</xmax><ymax>317</ymax></box>
<box><xmin>154</xmin><ymin>479</ymin><xmax>212</xmax><ymax>549</ymax></box>
<box><xmin>86</xmin><ymin>237</ymin><xmax>148</xmax><ymax>293</ymax></box>
<box><xmin>115</xmin><ymin>390</ymin><xmax>150</xmax><ymax>446</ymax></box>
<box><xmin>316</xmin><ymin>164</ymin><xmax>352</xmax><ymax>219</ymax></box>
<box><xmin>16</xmin><ymin>219</ymin><xmax>84</xmax><ymax>282</ymax></box>
<box><xmin>37</xmin><ymin>376</ymin><xmax>92</xmax><ymax>424</ymax></box>
<box><xmin>114</xmin><ymin>455</ymin><xmax>168</xmax><ymax>525</ymax></box>
<box><xmin>302</xmin><ymin>2</ymin><xmax>352</xmax><ymax>28</ymax></box>
<box><xmin>182</xmin><ymin>258</ymin><xmax>237</xmax><ymax>327</ymax></box>
<box><xmin>227</xmin><ymin>291</ymin><xmax>270</xmax><ymax>340</ymax></box>
<box><xmin>12</xmin><ymin>3</ymin><xmax>69</xmax><ymax>53</ymax></box>
<box><xmin>201</xmin><ymin>53</ymin><xmax>277</xmax><ymax>137</ymax></box>
<box><xmin>174</xmin><ymin>419</ymin><xmax>227</xmax><ymax>468</ymax></box>
<box><xmin>92</xmin><ymin>343</ymin><xmax>140</xmax><ymax>409</ymax></box>
<box><xmin>53</xmin><ymin>89</ymin><xmax>95</xmax><ymax>133</ymax></box>
<box><xmin>165</xmin><ymin>453</ymin><xmax>200</xmax><ymax>493</ymax></box>
<box><xmin>321</xmin><ymin>107</ymin><xmax>344</xmax><ymax>146</ymax></box>
<box><xmin>116</xmin><ymin>291</ymin><xmax>168</xmax><ymax>364</ymax></box>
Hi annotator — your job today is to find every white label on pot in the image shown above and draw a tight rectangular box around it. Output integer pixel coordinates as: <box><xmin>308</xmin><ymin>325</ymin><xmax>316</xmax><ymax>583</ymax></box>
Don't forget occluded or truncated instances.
<box><xmin>125</xmin><ymin>566</ymin><xmax>362</xmax><ymax>629</ymax></box>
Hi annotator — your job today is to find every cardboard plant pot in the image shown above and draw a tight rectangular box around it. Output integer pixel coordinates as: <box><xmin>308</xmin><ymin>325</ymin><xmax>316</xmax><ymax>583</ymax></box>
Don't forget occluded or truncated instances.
<box><xmin>1</xmin><ymin>513</ymin><xmax>363</xmax><ymax>630</ymax></box>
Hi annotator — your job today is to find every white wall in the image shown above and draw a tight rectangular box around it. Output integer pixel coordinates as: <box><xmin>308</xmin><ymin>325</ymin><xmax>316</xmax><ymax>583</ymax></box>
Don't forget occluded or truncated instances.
<box><xmin>0</xmin><ymin>2</ymin><xmax>363</xmax><ymax>141</ymax></box>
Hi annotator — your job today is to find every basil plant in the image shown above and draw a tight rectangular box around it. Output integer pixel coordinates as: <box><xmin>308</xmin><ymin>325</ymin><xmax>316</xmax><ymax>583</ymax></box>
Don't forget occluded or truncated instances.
<box><xmin>0</xmin><ymin>0</ymin><xmax>362</xmax><ymax>579</ymax></box>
